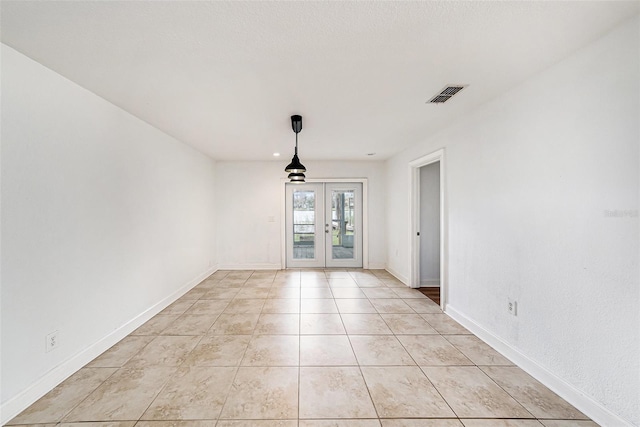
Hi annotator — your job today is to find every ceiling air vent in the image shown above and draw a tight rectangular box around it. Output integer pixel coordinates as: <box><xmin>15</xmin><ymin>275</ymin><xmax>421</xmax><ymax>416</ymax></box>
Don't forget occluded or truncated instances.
<box><xmin>428</xmin><ymin>85</ymin><xmax>467</xmax><ymax>104</ymax></box>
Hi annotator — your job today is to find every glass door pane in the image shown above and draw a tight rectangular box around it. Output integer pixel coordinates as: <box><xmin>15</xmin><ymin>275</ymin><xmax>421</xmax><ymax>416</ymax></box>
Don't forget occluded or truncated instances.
<box><xmin>325</xmin><ymin>183</ymin><xmax>363</xmax><ymax>268</ymax></box>
<box><xmin>293</xmin><ymin>190</ymin><xmax>316</xmax><ymax>259</ymax></box>
<box><xmin>285</xmin><ymin>183</ymin><xmax>324</xmax><ymax>268</ymax></box>
<box><xmin>331</xmin><ymin>189</ymin><xmax>355</xmax><ymax>260</ymax></box>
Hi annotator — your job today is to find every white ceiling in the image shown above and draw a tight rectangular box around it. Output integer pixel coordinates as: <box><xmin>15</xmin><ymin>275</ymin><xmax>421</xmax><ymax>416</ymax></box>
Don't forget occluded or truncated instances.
<box><xmin>2</xmin><ymin>1</ymin><xmax>638</xmax><ymax>161</ymax></box>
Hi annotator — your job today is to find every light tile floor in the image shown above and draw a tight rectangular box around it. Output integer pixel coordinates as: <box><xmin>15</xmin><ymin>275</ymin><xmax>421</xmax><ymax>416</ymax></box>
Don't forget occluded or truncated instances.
<box><xmin>7</xmin><ymin>269</ymin><xmax>598</xmax><ymax>427</ymax></box>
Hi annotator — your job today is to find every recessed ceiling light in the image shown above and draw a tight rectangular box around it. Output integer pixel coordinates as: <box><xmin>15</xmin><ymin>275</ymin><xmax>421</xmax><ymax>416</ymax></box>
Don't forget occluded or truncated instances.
<box><xmin>367</xmin><ymin>153</ymin><xmax>376</xmax><ymax>156</ymax></box>
<box><xmin>273</xmin><ymin>152</ymin><xmax>280</xmax><ymax>157</ymax></box>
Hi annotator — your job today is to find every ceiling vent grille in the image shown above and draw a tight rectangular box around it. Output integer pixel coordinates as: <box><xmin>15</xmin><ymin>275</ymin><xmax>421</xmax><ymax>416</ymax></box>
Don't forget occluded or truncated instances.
<box><xmin>428</xmin><ymin>85</ymin><xmax>467</xmax><ymax>103</ymax></box>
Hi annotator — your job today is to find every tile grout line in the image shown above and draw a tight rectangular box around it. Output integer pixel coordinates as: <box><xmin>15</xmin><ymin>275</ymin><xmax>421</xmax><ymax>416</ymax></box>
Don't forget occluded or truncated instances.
<box><xmin>343</xmin><ymin>270</ymin><xmax>382</xmax><ymax>421</ymax></box>
<box><xmin>474</xmin><ymin>364</ymin><xmax>537</xmax><ymax>420</ymax></box>
<box><xmin>296</xmin><ymin>271</ymin><xmax>302</xmax><ymax>422</ymax></box>
<box><xmin>375</xmin><ymin>290</ymin><xmax>461</xmax><ymax>421</ymax></box>
<box><xmin>52</xmin><ymin>367</ymin><xmax>120</xmax><ymax>425</ymax></box>
<box><xmin>138</xmin><ymin>268</ymin><xmax>231</xmax><ymax>424</ymax></box>
<box><xmin>214</xmin><ymin>270</ymin><xmax>256</xmax><ymax>422</ymax></box>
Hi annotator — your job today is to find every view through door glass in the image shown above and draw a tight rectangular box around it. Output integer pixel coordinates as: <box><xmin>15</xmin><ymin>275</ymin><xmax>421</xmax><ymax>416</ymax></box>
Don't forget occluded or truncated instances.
<box><xmin>286</xmin><ymin>183</ymin><xmax>324</xmax><ymax>268</ymax></box>
<box><xmin>293</xmin><ymin>190</ymin><xmax>315</xmax><ymax>260</ymax></box>
<box><xmin>325</xmin><ymin>183</ymin><xmax>362</xmax><ymax>268</ymax></box>
<box><xmin>330</xmin><ymin>189</ymin><xmax>355</xmax><ymax>260</ymax></box>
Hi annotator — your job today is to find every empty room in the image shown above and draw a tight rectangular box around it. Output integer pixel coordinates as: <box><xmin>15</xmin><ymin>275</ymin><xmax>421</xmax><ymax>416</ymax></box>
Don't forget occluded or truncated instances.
<box><xmin>1</xmin><ymin>2</ymin><xmax>638</xmax><ymax>427</ymax></box>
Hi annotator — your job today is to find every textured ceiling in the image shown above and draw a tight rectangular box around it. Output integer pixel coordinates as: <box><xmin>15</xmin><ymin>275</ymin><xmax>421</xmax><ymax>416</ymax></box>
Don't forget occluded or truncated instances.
<box><xmin>2</xmin><ymin>1</ymin><xmax>638</xmax><ymax>161</ymax></box>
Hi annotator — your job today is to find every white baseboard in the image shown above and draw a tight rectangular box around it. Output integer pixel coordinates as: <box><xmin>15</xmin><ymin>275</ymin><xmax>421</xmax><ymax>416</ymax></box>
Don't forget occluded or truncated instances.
<box><xmin>218</xmin><ymin>263</ymin><xmax>282</xmax><ymax>270</ymax></box>
<box><xmin>218</xmin><ymin>264</ymin><xmax>387</xmax><ymax>271</ymax></box>
<box><xmin>445</xmin><ymin>305</ymin><xmax>635</xmax><ymax>427</ymax></box>
<box><xmin>384</xmin><ymin>267</ymin><xmax>410</xmax><ymax>286</ymax></box>
<box><xmin>420</xmin><ymin>279</ymin><xmax>440</xmax><ymax>287</ymax></box>
<box><xmin>367</xmin><ymin>263</ymin><xmax>386</xmax><ymax>270</ymax></box>
<box><xmin>0</xmin><ymin>265</ymin><xmax>217</xmax><ymax>425</ymax></box>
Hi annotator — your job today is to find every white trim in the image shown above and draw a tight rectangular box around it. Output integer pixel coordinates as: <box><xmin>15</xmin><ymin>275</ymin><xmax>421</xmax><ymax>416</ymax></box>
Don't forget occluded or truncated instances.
<box><xmin>281</xmin><ymin>178</ymin><xmax>369</xmax><ymax>269</ymax></box>
<box><xmin>0</xmin><ymin>265</ymin><xmax>217</xmax><ymax>425</ymax></box>
<box><xmin>218</xmin><ymin>263</ymin><xmax>283</xmax><ymax>270</ymax></box>
<box><xmin>304</xmin><ymin>178</ymin><xmax>367</xmax><ymax>184</ymax></box>
<box><xmin>385</xmin><ymin>267</ymin><xmax>410</xmax><ymax>286</ymax></box>
<box><xmin>445</xmin><ymin>305</ymin><xmax>636</xmax><ymax>427</ymax></box>
<box><xmin>367</xmin><ymin>262</ymin><xmax>386</xmax><ymax>270</ymax></box>
<box><xmin>362</xmin><ymin>179</ymin><xmax>369</xmax><ymax>270</ymax></box>
<box><xmin>280</xmin><ymin>178</ymin><xmax>287</xmax><ymax>270</ymax></box>
<box><xmin>408</xmin><ymin>149</ymin><xmax>447</xmax><ymax>312</ymax></box>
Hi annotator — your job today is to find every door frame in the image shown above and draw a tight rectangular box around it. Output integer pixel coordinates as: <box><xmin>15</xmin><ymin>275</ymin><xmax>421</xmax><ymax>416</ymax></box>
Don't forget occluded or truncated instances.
<box><xmin>409</xmin><ymin>149</ymin><xmax>446</xmax><ymax>310</ymax></box>
<box><xmin>281</xmin><ymin>178</ymin><xmax>368</xmax><ymax>270</ymax></box>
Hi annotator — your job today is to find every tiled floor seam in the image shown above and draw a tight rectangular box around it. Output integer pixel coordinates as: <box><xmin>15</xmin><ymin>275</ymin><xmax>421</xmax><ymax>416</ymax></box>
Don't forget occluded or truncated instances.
<box><xmin>343</xmin><ymin>316</ymin><xmax>381</xmax><ymax>420</ymax></box>
<box><xmin>394</xmin><ymin>332</ymin><xmax>460</xmax><ymax>419</ymax></box>
<box><xmin>297</xmin><ymin>274</ymin><xmax>302</xmax><ymax>421</ymax></box>
<box><xmin>473</xmin><ymin>365</ymin><xmax>537</xmax><ymax>420</ymax></box>
<box><xmin>55</xmin><ymin>366</ymin><xmax>121</xmax><ymax>425</ymax></box>
<box><xmin>132</xmin><ymin>342</ymin><xmax>194</xmax><ymax>423</ymax></box>
<box><xmin>214</xmin><ymin>288</ymin><xmax>265</xmax><ymax>421</ymax></box>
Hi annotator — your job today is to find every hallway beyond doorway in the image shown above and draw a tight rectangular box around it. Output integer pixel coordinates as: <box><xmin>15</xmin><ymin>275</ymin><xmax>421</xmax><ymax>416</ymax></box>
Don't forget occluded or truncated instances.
<box><xmin>419</xmin><ymin>286</ymin><xmax>441</xmax><ymax>306</ymax></box>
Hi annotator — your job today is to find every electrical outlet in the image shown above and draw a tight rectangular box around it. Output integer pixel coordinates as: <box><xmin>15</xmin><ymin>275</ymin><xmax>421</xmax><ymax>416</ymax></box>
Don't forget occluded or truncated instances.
<box><xmin>507</xmin><ymin>299</ymin><xmax>518</xmax><ymax>316</ymax></box>
<box><xmin>46</xmin><ymin>331</ymin><xmax>59</xmax><ymax>352</ymax></box>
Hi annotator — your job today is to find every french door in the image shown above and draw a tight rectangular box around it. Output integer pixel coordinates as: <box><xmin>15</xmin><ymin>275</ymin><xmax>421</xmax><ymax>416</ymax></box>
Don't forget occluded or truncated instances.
<box><xmin>285</xmin><ymin>182</ymin><xmax>363</xmax><ymax>268</ymax></box>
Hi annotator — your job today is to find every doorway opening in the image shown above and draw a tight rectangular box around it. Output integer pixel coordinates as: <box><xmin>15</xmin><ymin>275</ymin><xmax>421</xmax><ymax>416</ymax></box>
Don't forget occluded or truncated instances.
<box><xmin>409</xmin><ymin>149</ymin><xmax>446</xmax><ymax>309</ymax></box>
<box><xmin>284</xmin><ymin>182</ymin><xmax>364</xmax><ymax>268</ymax></box>
<box><xmin>419</xmin><ymin>161</ymin><xmax>441</xmax><ymax>303</ymax></box>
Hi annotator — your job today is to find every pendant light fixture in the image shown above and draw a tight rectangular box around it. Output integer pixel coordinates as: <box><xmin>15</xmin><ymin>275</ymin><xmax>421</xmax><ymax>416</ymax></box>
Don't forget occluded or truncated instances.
<box><xmin>285</xmin><ymin>115</ymin><xmax>306</xmax><ymax>183</ymax></box>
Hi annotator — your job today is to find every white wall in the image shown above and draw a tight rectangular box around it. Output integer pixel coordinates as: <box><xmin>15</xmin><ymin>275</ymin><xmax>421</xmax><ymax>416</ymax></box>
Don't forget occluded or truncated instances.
<box><xmin>419</xmin><ymin>162</ymin><xmax>440</xmax><ymax>285</ymax></box>
<box><xmin>0</xmin><ymin>45</ymin><xmax>217</xmax><ymax>419</ymax></box>
<box><xmin>216</xmin><ymin>160</ymin><xmax>386</xmax><ymax>269</ymax></box>
<box><xmin>386</xmin><ymin>16</ymin><xmax>639</xmax><ymax>426</ymax></box>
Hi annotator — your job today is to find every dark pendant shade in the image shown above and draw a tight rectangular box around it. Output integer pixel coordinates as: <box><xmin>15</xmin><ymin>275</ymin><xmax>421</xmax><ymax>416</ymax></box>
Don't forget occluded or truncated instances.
<box><xmin>285</xmin><ymin>153</ymin><xmax>306</xmax><ymax>173</ymax></box>
<box><xmin>284</xmin><ymin>115</ymin><xmax>306</xmax><ymax>182</ymax></box>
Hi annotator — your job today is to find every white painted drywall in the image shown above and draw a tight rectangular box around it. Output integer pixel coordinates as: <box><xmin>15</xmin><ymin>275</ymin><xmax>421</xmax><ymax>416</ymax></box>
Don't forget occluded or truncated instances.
<box><xmin>0</xmin><ymin>45</ymin><xmax>217</xmax><ymax>413</ymax></box>
<box><xmin>216</xmin><ymin>160</ymin><xmax>386</xmax><ymax>269</ymax></box>
<box><xmin>386</xmin><ymin>16</ymin><xmax>639</xmax><ymax>425</ymax></box>
<box><xmin>419</xmin><ymin>162</ymin><xmax>440</xmax><ymax>285</ymax></box>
